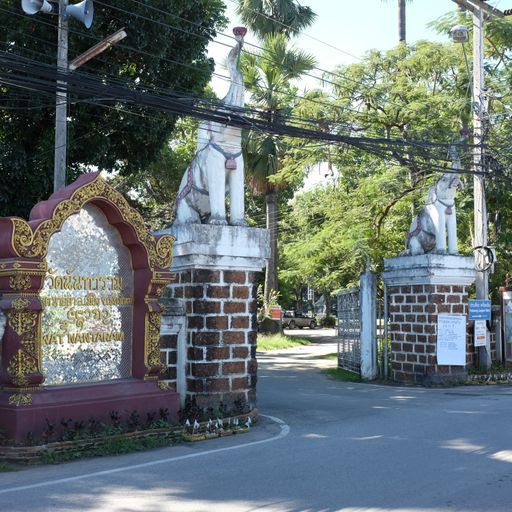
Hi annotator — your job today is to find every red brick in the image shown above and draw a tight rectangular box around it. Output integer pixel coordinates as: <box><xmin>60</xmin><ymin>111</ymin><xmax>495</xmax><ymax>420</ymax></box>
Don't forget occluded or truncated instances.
<box><xmin>395</xmin><ymin>315</ymin><xmax>404</xmax><ymax>323</ymax></box>
<box><xmin>206</xmin><ymin>316</ymin><xmax>228</xmax><ymax>330</ymax></box>
<box><xmin>231</xmin><ymin>377</ymin><xmax>250</xmax><ymax>390</ymax></box>
<box><xmin>232</xmin><ymin>346</ymin><xmax>249</xmax><ymax>359</ymax></box>
<box><xmin>162</xmin><ymin>367</ymin><xmax>177</xmax><ymax>380</ymax></box>
<box><xmin>403</xmin><ymin>343</ymin><xmax>413</xmax><ymax>352</ymax></box>
<box><xmin>160</xmin><ymin>335</ymin><xmax>177</xmax><ymax>349</ymax></box>
<box><xmin>394</xmin><ymin>295</ymin><xmax>405</xmax><ymax>304</ymax></box>
<box><xmin>194</xmin><ymin>270</ymin><xmax>220</xmax><ymax>283</ymax></box>
<box><xmin>391</xmin><ymin>342</ymin><xmax>402</xmax><ymax>352</ymax></box>
<box><xmin>224</xmin><ymin>302</ymin><xmax>246</xmax><ymax>314</ymax></box>
<box><xmin>417</xmin><ymin>335</ymin><xmax>427</xmax><ymax>343</ymax></box>
<box><xmin>396</xmin><ymin>353</ymin><xmax>406</xmax><ymax>362</ymax></box>
<box><xmin>437</xmin><ymin>304</ymin><xmax>451</xmax><ymax>313</ymax></box>
<box><xmin>412</xmin><ymin>305</ymin><xmax>423</xmax><ymax>313</ymax></box>
<box><xmin>405</xmin><ymin>334</ymin><xmax>416</xmax><ymax>342</ymax></box>
<box><xmin>187</xmin><ymin>379</ymin><xmax>204</xmax><ymax>392</ymax></box>
<box><xmin>185</xmin><ymin>286</ymin><xmax>205</xmax><ymax>299</ymax></box>
<box><xmin>223</xmin><ymin>271</ymin><xmax>246</xmax><ymax>284</ymax></box>
<box><xmin>391</xmin><ymin>361</ymin><xmax>402</xmax><ymax>370</ymax></box>
<box><xmin>452</xmin><ymin>285</ymin><xmax>464</xmax><ymax>294</ymax></box>
<box><xmin>188</xmin><ymin>347</ymin><xmax>204</xmax><ymax>360</ymax></box>
<box><xmin>206</xmin><ymin>347</ymin><xmax>230</xmax><ymax>361</ymax></box>
<box><xmin>402</xmin><ymin>323</ymin><xmax>411</xmax><ymax>332</ymax></box>
<box><xmin>437</xmin><ymin>285</ymin><xmax>451</xmax><ymax>293</ymax></box>
<box><xmin>224</xmin><ymin>331</ymin><xmax>246</xmax><ymax>344</ymax></box>
<box><xmin>417</xmin><ymin>295</ymin><xmax>427</xmax><ymax>303</ymax></box>
<box><xmin>193</xmin><ymin>300</ymin><xmax>221</xmax><ymax>314</ymax></box>
<box><xmin>247</xmin><ymin>359</ymin><xmax>257</xmax><ymax>374</ymax></box>
<box><xmin>428</xmin><ymin>355</ymin><xmax>437</xmax><ymax>364</ymax></box>
<box><xmin>192</xmin><ymin>331</ymin><xmax>220</xmax><ymax>346</ymax></box>
<box><xmin>231</xmin><ymin>316</ymin><xmax>249</xmax><ymax>329</ymax></box>
<box><xmin>426</xmin><ymin>345</ymin><xmax>436</xmax><ymax>353</ymax></box>
<box><xmin>223</xmin><ymin>361</ymin><xmax>246</xmax><ymax>374</ymax></box>
<box><xmin>406</xmin><ymin>295</ymin><xmax>416</xmax><ymax>304</ymax></box>
<box><xmin>425</xmin><ymin>324</ymin><xmax>436</xmax><ymax>334</ymax></box>
<box><xmin>425</xmin><ymin>304</ymin><xmax>436</xmax><ymax>313</ymax></box>
<box><xmin>232</xmin><ymin>286</ymin><xmax>249</xmax><ymax>299</ymax></box>
<box><xmin>188</xmin><ymin>316</ymin><xmax>204</xmax><ymax>329</ymax></box>
<box><xmin>207</xmin><ymin>285</ymin><xmax>230</xmax><ymax>299</ymax></box>
<box><xmin>452</xmin><ymin>304</ymin><xmax>464</xmax><ymax>314</ymax></box>
<box><xmin>414</xmin><ymin>344</ymin><xmax>425</xmax><ymax>353</ymax></box>
<box><xmin>180</xmin><ymin>271</ymin><xmax>192</xmax><ymax>283</ymax></box>
<box><xmin>247</xmin><ymin>331</ymin><xmax>257</xmax><ymax>345</ymax></box>
<box><xmin>412</xmin><ymin>285</ymin><xmax>424</xmax><ymax>294</ymax></box>
<box><xmin>412</xmin><ymin>324</ymin><xmax>424</xmax><ymax>334</ymax></box>
<box><xmin>407</xmin><ymin>354</ymin><xmax>418</xmax><ymax>362</ymax></box>
<box><xmin>173</xmin><ymin>286</ymin><xmax>184</xmax><ymax>298</ymax></box>
<box><xmin>401</xmin><ymin>305</ymin><xmax>411</xmax><ymax>313</ymax></box>
<box><xmin>406</xmin><ymin>314</ymin><xmax>415</xmax><ymax>322</ymax></box>
<box><xmin>447</xmin><ymin>294</ymin><xmax>461</xmax><ymax>304</ymax></box>
<box><xmin>204</xmin><ymin>378</ymin><xmax>230</xmax><ymax>392</ymax></box>
<box><xmin>431</xmin><ymin>294</ymin><xmax>445</xmax><ymax>304</ymax></box>
<box><xmin>192</xmin><ymin>363</ymin><xmax>220</xmax><ymax>377</ymax></box>
<box><xmin>417</xmin><ymin>315</ymin><xmax>426</xmax><ymax>323</ymax></box>
<box><xmin>414</xmin><ymin>364</ymin><xmax>425</xmax><ymax>373</ymax></box>
<box><xmin>418</xmin><ymin>355</ymin><xmax>427</xmax><ymax>364</ymax></box>
<box><xmin>402</xmin><ymin>363</ymin><xmax>414</xmax><ymax>372</ymax></box>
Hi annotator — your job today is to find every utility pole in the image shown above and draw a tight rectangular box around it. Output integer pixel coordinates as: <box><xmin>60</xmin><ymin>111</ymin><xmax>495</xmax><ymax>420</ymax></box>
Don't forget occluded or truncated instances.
<box><xmin>472</xmin><ymin>4</ymin><xmax>491</xmax><ymax>367</ymax></box>
<box><xmin>54</xmin><ymin>0</ymin><xmax>69</xmax><ymax>192</ymax></box>
<box><xmin>451</xmin><ymin>0</ymin><xmax>508</xmax><ymax>368</ymax></box>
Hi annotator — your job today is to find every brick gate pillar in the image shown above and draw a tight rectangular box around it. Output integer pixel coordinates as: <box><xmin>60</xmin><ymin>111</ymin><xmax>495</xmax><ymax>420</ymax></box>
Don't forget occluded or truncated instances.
<box><xmin>160</xmin><ymin>224</ymin><xmax>269</xmax><ymax>411</ymax></box>
<box><xmin>382</xmin><ymin>255</ymin><xmax>476</xmax><ymax>385</ymax></box>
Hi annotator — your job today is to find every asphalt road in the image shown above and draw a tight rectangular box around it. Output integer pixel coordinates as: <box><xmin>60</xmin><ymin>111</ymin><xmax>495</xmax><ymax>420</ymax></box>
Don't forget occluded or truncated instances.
<box><xmin>1</xmin><ymin>329</ymin><xmax>512</xmax><ymax>511</ymax></box>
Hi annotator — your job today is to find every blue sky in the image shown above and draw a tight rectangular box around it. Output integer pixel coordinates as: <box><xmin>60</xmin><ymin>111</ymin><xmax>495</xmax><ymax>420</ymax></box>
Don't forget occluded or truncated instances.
<box><xmin>209</xmin><ymin>0</ymin><xmax>473</xmax><ymax>96</ymax></box>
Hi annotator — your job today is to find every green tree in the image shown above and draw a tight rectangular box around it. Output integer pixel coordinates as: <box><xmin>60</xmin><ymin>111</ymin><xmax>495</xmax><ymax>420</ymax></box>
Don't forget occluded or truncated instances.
<box><xmin>236</xmin><ymin>0</ymin><xmax>316</xmax><ymax>39</ymax></box>
<box><xmin>0</xmin><ymin>0</ymin><xmax>226</xmax><ymax>218</ymax></box>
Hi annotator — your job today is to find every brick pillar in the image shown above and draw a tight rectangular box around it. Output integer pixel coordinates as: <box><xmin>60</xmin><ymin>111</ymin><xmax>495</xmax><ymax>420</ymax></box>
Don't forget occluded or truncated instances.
<box><xmin>383</xmin><ymin>255</ymin><xmax>476</xmax><ymax>385</ymax></box>
<box><xmin>158</xmin><ymin>224</ymin><xmax>269</xmax><ymax>411</ymax></box>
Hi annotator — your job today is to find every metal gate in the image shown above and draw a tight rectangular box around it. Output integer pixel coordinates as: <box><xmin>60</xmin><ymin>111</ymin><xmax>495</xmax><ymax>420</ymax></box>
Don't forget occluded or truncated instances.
<box><xmin>337</xmin><ymin>272</ymin><xmax>389</xmax><ymax>379</ymax></box>
<box><xmin>337</xmin><ymin>287</ymin><xmax>361</xmax><ymax>373</ymax></box>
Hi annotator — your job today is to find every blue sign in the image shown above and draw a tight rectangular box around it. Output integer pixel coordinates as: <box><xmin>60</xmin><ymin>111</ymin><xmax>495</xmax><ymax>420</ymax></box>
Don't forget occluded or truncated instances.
<box><xmin>469</xmin><ymin>299</ymin><xmax>492</xmax><ymax>321</ymax></box>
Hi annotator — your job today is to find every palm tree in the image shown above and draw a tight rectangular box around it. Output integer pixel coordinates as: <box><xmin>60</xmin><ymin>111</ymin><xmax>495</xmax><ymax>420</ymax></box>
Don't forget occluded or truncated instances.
<box><xmin>236</xmin><ymin>0</ymin><xmax>316</xmax><ymax>39</ymax></box>
<box><xmin>240</xmin><ymin>34</ymin><xmax>315</xmax><ymax>302</ymax></box>
<box><xmin>382</xmin><ymin>0</ymin><xmax>411</xmax><ymax>43</ymax></box>
<box><xmin>235</xmin><ymin>0</ymin><xmax>316</xmax><ymax>304</ymax></box>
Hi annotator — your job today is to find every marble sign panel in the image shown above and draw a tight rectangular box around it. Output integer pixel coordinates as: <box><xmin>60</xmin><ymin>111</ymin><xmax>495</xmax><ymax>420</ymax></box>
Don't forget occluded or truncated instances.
<box><xmin>41</xmin><ymin>204</ymin><xmax>134</xmax><ymax>385</ymax></box>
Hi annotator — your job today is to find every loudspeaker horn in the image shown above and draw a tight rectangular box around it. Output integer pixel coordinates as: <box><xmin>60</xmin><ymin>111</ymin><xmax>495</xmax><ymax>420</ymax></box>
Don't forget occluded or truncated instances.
<box><xmin>65</xmin><ymin>0</ymin><xmax>93</xmax><ymax>28</ymax></box>
<box><xmin>21</xmin><ymin>0</ymin><xmax>55</xmax><ymax>15</ymax></box>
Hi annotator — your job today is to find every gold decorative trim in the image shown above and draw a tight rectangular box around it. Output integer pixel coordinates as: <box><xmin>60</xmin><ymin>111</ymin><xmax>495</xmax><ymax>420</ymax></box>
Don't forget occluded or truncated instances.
<box><xmin>145</xmin><ymin>311</ymin><xmax>163</xmax><ymax>371</ymax></box>
<box><xmin>8</xmin><ymin>393</ymin><xmax>33</xmax><ymax>406</ymax></box>
<box><xmin>11</xmin><ymin>175</ymin><xmax>175</xmax><ymax>268</ymax></box>
<box><xmin>9</xmin><ymin>274</ymin><xmax>31</xmax><ymax>291</ymax></box>
<box><xmin>158</xmin><ymin>381</ymin><xmax>170</xmax><ymax>390</ymax></box>
<box><xmin>12</xmin><ymin>298</ymin><xmax>30</xmax><ymax>311</ymax></box>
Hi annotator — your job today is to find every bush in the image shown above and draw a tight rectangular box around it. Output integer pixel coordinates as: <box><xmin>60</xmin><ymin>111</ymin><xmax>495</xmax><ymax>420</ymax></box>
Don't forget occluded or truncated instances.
<box><xmin>320</xmin><ymin>315</ymin><xmax>337</xmax><ymax>328</ymax></box>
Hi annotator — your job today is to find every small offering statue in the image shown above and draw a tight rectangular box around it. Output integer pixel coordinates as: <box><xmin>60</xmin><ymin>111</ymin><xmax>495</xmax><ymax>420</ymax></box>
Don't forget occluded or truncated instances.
<box><xmin>404</xmin><ymin>147</ymin><xmax>464</xmax><ymax>256</ymax></box>
<box><xmin>173</xmin><ymin>27</ymin><xmax>247</xmax><ymax>226</ymax></box>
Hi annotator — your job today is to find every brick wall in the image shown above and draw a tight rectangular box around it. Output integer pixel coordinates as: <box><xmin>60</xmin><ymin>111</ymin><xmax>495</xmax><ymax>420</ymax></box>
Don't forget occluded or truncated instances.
<box><xmin>388</xmin><ymin>284</ymin><xmax>474</xmax><ymax>384</ymax></box>
<box><xmin>169</xmin><ymin>268</ymin><xmax>259</xmax><ymax>409</ymax></box>
<box><xmin>160</xmin><ymin>333</ymin><xmax>178</xmax><ymax>391</ymax></box>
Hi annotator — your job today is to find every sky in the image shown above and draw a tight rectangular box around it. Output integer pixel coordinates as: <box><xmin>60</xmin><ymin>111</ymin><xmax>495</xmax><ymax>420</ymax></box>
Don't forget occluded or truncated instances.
<box><xmin>209</xmin><ymin>0</ymin><xmax>470</xmax><ymax>97</ymax></box>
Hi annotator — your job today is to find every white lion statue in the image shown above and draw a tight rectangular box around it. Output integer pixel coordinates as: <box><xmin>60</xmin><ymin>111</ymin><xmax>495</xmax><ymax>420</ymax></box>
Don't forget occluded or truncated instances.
<box><xmin>173</xmin><ymin>27</ymin><xmax>247</xmax><ymax>227</ymax></box>
<box><xmin>404</xmin><ymin>147</ymin><xmax>464</xmax><ymax>256</ymax></box>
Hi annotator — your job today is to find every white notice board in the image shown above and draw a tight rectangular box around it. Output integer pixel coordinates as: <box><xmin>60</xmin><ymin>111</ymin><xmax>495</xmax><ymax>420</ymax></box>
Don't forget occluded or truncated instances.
<box><xmin>437</xmin><ymin>314</ymin><xmax>466</xmax><ymax>366</ymax></box>
<box><xmin>474</xmin><ymin>320</ymin><xmax>487</xmax><ymax>347</ymax></box>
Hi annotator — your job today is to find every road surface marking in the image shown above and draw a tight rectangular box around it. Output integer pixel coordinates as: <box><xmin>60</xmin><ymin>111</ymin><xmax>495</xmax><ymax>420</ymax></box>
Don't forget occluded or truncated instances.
<box><xmin>0</xmin><ymin>414</ymin><xmax>289</xmax><ymax>495</ymax></box>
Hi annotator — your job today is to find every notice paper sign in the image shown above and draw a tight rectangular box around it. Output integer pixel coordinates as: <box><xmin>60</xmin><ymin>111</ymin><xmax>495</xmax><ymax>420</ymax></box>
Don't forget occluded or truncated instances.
<box><xmin>474</xmin><ymin>320</ymin><xmax>487</xmax><ymax>347</ymax></box>
<box><xmin>437</xmin><ymin>314</ymin><xmax>466</xmax><ymax>366</ymax></box>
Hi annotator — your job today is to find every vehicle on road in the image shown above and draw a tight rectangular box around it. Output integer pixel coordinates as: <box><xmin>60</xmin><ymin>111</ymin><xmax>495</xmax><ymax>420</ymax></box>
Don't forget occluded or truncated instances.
<box><xmin>282</xmin><ymin>311</ymin><xmax>317</xmax><ymax>329</ymax></box>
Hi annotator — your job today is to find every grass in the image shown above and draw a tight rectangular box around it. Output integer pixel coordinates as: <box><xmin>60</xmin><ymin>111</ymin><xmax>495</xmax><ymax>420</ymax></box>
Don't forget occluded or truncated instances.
<box><xmin>0</xmin><ymin>461</ymin><xmax>20</xmax><ymax>472</ymax></box>
<box><xmin>315</xmin><ymin>352</ymin><xmax>337</xmax><ymax>360</ymax></box>
<box><xmin>323</xmin><ymin>367</ymin><xmax>362</xmax><ymax>382</ymax></box>
<box><xmin>257</xmin><ymin>333</ymin><xmax>311</xmax><ymax>351</ymax></box>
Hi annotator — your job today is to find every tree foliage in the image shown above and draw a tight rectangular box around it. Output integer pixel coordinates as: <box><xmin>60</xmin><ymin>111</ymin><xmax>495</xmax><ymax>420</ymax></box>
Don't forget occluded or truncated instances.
<box><xmin>0</xmin><ymin>0</ymin><xmax>226</xmax><ymax>217</ymax></box>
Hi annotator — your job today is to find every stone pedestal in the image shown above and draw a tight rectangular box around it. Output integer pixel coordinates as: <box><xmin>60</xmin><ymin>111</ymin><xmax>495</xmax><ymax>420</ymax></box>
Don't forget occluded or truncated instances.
<box><xmin>382</xmin><ymin>254</ymin><xmax>476</xmax><ymax>385</ymax></box>
<box><xmin>160</xmin><ymin>224</ymin><xmax>269</xmax><ymax>411</ymax></box>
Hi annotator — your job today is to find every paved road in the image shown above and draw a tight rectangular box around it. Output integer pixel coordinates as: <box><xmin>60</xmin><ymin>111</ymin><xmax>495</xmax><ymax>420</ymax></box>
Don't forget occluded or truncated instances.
<box><xmin>2</xmin><ymin>329</ymin><xmax>512</xmax><ymax>511</ymax></box>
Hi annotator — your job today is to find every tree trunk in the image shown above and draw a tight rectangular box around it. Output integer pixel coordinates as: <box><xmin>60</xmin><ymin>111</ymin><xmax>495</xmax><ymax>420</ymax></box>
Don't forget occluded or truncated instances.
<box><xmin>398</xmin><ymin>0</ymin><xmax>406</xmax><ymax>43</ymax></box>
<box><xmin>264</xmin><ymin>190</ymin><xmax>279</xmax><ymax>304</ymax></box>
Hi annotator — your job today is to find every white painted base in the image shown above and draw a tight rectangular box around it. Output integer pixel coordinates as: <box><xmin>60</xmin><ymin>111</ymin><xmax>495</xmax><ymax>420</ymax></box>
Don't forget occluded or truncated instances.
<box><xmin>382</xmin><ymin>254</ymin><xmax>476</xmax><ymax>286</ymax></box>
<box><xmin>158</xmin><ymin>224</ymin><xmax>270</xmax><ymax>271</ymax></box>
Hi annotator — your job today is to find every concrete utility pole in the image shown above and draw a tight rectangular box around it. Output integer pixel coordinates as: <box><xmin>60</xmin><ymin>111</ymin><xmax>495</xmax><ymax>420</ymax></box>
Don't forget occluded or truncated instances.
<box><xmin>22</xmin><ymin>0</ymin><xmax>126</xmax><ymax>192</ymax></box>
<box><xmin>451</xmin><ymin>0</ymin><xmax>508</xmax><ymax>367</ymax></box>
<box><xmin>54</xmin><ymin>0</ymin><xmax>69</xmax><ymax>193</ymax></box>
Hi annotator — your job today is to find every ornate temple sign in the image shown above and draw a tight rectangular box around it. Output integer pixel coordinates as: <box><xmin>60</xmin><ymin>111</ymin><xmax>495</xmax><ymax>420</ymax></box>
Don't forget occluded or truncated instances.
<box><xmin>41</xmin><ymin>205</ymin><xmax>134</xmax><ymax>385</ymax></box>
<box><xmin>0</xmin><ymin>172</ymin><xmax>178</xmax><ymax>442</ymax></box>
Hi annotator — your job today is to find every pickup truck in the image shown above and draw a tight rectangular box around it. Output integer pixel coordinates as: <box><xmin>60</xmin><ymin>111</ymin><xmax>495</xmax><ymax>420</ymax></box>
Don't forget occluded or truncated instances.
<box><xmin>282</xmin><ymin>311</ymin><xmax>317</xmax><ymax>329</ymax></box>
